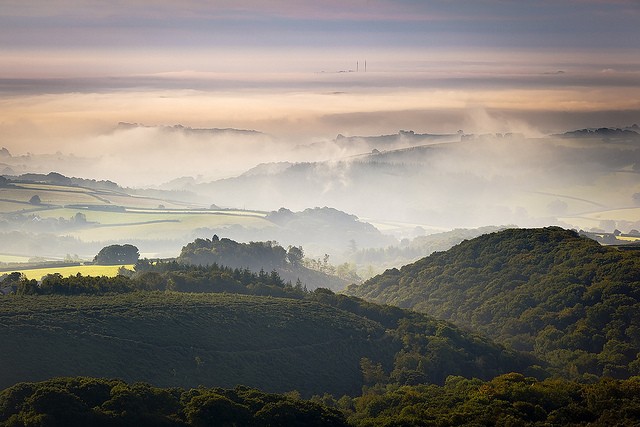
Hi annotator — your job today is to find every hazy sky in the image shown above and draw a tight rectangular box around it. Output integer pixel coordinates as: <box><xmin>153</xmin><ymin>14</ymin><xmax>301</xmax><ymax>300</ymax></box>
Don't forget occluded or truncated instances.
<box><xmin>1</xmin><ymin>0</ymin><xmax>639</xmax><ymax>155</ymax></box>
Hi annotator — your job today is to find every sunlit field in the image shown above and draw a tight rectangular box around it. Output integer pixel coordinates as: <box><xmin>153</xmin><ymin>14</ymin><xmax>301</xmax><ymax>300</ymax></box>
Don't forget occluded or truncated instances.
<box><xmin>9</xmin><ymin>264</ymin><xmax>134</xmax><ymax>280</ymax></box>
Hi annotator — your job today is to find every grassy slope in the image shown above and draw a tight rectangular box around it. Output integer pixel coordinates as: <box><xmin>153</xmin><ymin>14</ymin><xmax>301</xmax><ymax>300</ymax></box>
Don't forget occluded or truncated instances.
<box><xmin>0</xmin><ymin>292</ymin><xmax>392</xmax><ymax>396</ymax></box>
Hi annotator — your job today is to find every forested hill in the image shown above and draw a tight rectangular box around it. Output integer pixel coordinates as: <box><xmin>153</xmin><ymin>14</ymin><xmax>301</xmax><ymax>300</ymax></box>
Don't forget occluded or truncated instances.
<box><xmin>178</xmin><ymin>236</ymin><xmax>349</xmax><ymax>290</ymax></box>
<box><xmin>345</xmin><ymin>227</ymin><xmax>640</xmax><ymax>379</ymax></box>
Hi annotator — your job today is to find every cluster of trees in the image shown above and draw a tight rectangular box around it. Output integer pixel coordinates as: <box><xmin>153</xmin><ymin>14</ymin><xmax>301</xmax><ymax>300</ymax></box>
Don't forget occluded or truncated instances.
<box><xmin>135</xmin><ymin>260</ymin><xmax>307</xmax><ymax>297</ymax></box>
<box><xmin>178</xmin><ymin>236</ymin><xmax>296</xmax><ymax>271</ymax></box>
<box><xmin>94</xmin><ymin>244</ymin><xmax>140</xmax><ymax>265</ymax></box>
<box><xmin>347</xmin><ymin>227</ymin><xmax>640</xmax><ymax>379</ymax></box>
<box><xmin>0</xmin><ymin>377</ymin><xmax>347</xmax><ymax>427</ymax></box>
<box><xmin>178</xmin><ymin>236</ymin><xmax>348</xmax><ymax>290</ymax></box>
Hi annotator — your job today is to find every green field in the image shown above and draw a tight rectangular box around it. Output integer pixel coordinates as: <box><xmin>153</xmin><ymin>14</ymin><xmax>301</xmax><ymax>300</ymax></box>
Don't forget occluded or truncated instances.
<box><xmin>0</xmin><ymin>186</ymin><xmax>106</xmax><ymax>206</ymax></box>
<box><xmin>1</xmin><ymin>182</ymin><xmax>275</xmax><ymax>255</ymax></box>
<box><xmin>0</xmin><ymin>182</ymin><xmax>196</xmax><ymax>211</ymax></box>
<box><xmin>27</xmin><ymin>206</ymin><xmax>273</xmax><ymax>241</ymax></box>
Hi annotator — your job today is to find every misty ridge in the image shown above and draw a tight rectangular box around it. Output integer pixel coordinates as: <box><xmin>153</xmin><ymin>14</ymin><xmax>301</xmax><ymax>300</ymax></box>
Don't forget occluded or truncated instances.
<box><xmin>2</xmin><ymin>121</ymin><xmax>640</xmax><ymax>266</ymax></box>
<box><xmin>3</xmin><ymin>122</ymin><xmax>640</xmax><ymax>224</ymax></box>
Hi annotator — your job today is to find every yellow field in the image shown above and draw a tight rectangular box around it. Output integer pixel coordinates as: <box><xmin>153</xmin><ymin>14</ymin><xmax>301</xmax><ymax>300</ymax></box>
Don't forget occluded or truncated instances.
<box><xmin>617</xmin><ymin>235</ymin><xmax>640</xmax><ymax>242</ymax></box>
<box><xmin>13</xmin><ymin>265</ymin><xmax>135</xmax><ymax>281</ymax></box>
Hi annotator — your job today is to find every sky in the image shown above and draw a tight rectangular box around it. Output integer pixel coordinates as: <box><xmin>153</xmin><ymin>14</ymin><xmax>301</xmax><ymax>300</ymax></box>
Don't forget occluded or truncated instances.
<box><xmin>1</xmin><ymin>0</ymin><xmax>639</xmax><ymax>158</ymax></box>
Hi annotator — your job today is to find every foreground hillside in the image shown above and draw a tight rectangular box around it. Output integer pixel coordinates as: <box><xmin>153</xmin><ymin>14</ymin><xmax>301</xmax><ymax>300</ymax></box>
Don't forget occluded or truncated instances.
<box><xmin>346</xmin><ymin>227</ymin><xmax>640</xmax><ymax>379</ymax></box>
<box><xmin>0</xmin><ymin>293</ymin><xmax>382</xmax><ymax>397</ymax></box>
<box><xmin>0</xmin><ymin>291</ymin><xmax>533</xmax><ymax>397</ymax></box>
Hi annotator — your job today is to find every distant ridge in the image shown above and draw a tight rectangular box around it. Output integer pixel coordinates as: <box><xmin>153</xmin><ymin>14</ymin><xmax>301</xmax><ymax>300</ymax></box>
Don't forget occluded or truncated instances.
<box><xmin>556</xmin><ymin>125</ymin><xmax>640</xmax><ymax>139</ymax></box>
<box><xmin>115</xmin><ymin>122</ymin><xmax>265</xmax><ymax>136</ymax></box>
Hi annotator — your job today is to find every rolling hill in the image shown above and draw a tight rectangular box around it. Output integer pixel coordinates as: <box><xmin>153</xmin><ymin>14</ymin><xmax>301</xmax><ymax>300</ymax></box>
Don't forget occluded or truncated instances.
<box><xmin>0</xmin><ymin>291</ymin><xmax>535</xmax><ymax>397</ymax></box>
<box><xmin>346</xmin><ymin>227</ymin><xmax>640</xmax><ymax>379</ymax></box>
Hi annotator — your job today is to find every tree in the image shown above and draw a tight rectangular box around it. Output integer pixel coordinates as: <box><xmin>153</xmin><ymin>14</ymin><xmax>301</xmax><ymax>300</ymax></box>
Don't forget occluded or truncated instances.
<box><xmin>184</xmin><ymin>392</ymin><xmax>251</xmax><ymax>427</ymax></box>
<box><xmin>94</xmin><ymin>244</ymin><xmax>139</xmax><ymax>265</ymax></box>
<box><xmin>72</xmin><ymin>212</ymin><xmax>87</xmax><ymax>224</ymax></box>
<box><xmin>29</xmin><ymin>195</ymin><xmax>41</xmax><ymax>205</ymax></box>
<box><xmin>287</xmin><ymin>246</ymin><xmax>304</xmax><ymax>266</ymax></box>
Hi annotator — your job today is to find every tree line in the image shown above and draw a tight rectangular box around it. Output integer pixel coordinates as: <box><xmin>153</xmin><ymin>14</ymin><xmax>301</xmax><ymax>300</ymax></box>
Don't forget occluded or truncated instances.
<box><xmin>2</xmin><ymin>374</ymin><xmax>640</xmax><ymax>426</ymax></box>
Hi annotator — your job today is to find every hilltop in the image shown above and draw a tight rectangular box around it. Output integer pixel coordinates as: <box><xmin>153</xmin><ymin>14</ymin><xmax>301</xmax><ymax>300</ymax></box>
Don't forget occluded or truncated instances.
<box><xmin>346</xmin><ymin>227</ymin><xmax>640</xmax><ymax>379</ymax></box>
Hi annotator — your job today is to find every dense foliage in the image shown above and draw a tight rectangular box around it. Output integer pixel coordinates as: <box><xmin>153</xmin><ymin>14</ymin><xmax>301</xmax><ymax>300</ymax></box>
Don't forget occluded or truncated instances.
<box><xmin>345</xmin><ymin>373</ymin><xmax>640</xmax><ymax>426</ymax></box>
<box><xmin>0</xmin><ymin>377</ymin><xmax>347</xmax><ymax>426</ymax></box>
<box><xmin>94</xmin><ymin>244</ymin><xmax>140</xmax><ymax>265</ymax></box>
<box><xmin>346</xmin><ymin>227</ymin><xmax>640</xmax><ymax>379</ymax></box>
<box><xmin>2</xmin><ymin>375</ymin><xmax>639</xmax><ymax>426</ymax></box>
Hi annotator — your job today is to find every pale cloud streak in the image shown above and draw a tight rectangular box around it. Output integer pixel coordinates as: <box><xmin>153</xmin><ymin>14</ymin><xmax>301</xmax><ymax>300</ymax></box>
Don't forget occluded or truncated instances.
<box><xmin>0</xmin><ymin>0</ymin><xmax>638</xmax><ymax>161</ymax></box>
